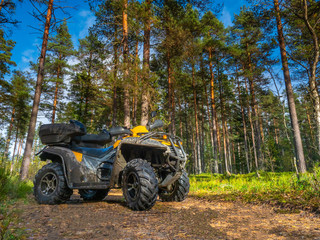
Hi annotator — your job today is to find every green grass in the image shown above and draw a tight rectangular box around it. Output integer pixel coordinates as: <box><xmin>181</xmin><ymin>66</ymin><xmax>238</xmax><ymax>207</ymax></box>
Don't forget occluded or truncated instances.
<box><xmin>0</xmin><ymin>168</ymin><xmax>33</xmax><ymax>240</ymax></box>
<box><xmin>189</xmin><ymin>167</ymin><xmax>320</xmax><ymax>212</ymax></box>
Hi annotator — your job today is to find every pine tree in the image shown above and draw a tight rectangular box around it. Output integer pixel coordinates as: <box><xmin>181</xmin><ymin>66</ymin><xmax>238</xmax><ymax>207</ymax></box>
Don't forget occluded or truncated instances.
<box><xmin>0</xmin><ymin>29</ymin><xmax>15</xmax><ymax>80</ymax></box>
<box><xmin>46</xmin><ymin>20</ymin><xmax>74</xmax><ymax>123</ymax></box>
<box><xmin>273</xmin><ymin>0</ymin><xmax>307</xmax><ymax>173</ymax></box>
<box><xmin>20</xmin><ymin>0</ymin><xmax>54</xmax><ymax>180</ymax></box>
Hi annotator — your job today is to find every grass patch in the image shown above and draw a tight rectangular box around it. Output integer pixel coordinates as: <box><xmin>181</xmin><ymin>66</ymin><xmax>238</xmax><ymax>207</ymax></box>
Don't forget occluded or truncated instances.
<box><xmin>0</xmin><ymin>168</ymin><xmax>33</xmax><ymax>239</ymax></box>
<box><xmin>189</xmin><ymin>167</ymin><xmax>320</xmax><ymax>213</ymax></box>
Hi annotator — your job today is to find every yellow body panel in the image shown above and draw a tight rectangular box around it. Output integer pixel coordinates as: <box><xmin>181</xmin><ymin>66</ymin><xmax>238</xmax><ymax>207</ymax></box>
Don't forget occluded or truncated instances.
<box><xmin>111</xmin><ymin>125</ymin><xmax>178</xmax><ymax>148</ymax></box>
<box><xmin>113</xmin><ymin>139</ymin><xmax>121</xmax><ymax>148</ymax></box>
<box><xmin>113</xmin><ymin>125</ymin><xmax>149</xmax><ymax>148</ymax></box>
<box><xmin>72</xmin><ymin>151</ymin><xmax>83</xmax><ymax>162</ymax></box>
<box><xmin>131</xmin><ymin>126</ymin><xmax>149</xmax><ymax>136</ymax></box>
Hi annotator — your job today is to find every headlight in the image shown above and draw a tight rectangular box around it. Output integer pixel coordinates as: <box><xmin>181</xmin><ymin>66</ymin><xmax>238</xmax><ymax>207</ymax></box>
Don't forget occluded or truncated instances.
<box><xmin>176</xmin><ymin>148</ymin><xmax>183</xmax><ymax>156</ymax></box>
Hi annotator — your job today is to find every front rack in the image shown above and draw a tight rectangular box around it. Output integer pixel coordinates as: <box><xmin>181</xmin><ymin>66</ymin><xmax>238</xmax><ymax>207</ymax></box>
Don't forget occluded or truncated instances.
<box><xmin>138</xmin><ymin>131</ymin><xmax>187</xmax><ymax>161</ymax></box>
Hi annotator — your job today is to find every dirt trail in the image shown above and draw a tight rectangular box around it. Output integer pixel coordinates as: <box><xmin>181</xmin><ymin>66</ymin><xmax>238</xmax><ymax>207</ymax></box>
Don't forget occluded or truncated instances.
<box><xmin>16</xmin><ymin>190</ymin><xmax>320</xmax><ymax>240</ymax></box>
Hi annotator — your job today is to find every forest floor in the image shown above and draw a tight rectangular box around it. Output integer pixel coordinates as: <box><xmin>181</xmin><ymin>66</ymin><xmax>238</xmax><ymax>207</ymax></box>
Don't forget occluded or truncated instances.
<box><xmin>12</xmin><ymin>189</ymin><xmax>320</xmax><ymax>240</ymax></box>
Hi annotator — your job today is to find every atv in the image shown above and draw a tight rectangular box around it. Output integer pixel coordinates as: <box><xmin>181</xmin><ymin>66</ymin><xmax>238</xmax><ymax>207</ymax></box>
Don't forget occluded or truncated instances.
<box><xmin>33</xmin><ymin>113</ymin><xmax>189</xmax><ymax>211</ymax></box>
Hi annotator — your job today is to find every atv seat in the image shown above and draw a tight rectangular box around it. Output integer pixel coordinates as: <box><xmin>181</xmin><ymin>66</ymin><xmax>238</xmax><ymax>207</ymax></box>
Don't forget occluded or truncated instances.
<box><xmin>72</xmin><ymin>132</ymin><xmax>112</xmax><ymax>148</ymax></box>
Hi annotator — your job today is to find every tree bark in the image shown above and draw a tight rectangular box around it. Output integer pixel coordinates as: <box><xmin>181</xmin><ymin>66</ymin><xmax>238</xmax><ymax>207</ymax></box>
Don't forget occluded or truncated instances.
<box><xmin>245</xmin><ymin>77</ymin><xmax>259</xmax><ymax>172</ymax></box>
<box><xmin>3</xmin><ymin>108</ymin><xmax>15</xmax><ymax>162</ymax></box>
<box><xmin>306</xmin><ymin>107</ymin><xmax>315</xmax><ymax>144</ymax></box>
<box><xmin>10</xmin><ymin>128</ymin><xmax>18</xmax><ymax>173</ymax></box>
<box><xmin>20</xmin><ymin>0</ymin><xmax>54</xmax><ymax>180</ymax></box>
<box><xmin>167</xmin><ymin>52</ymin><xmax>175</xmax><ymax>134</ymax></box>
<box><xmin>302</xmin><ymin>0</ymin><xmax>320</xmax><ymax>155</ymax></box>
<box><xmin>273</xmin><ymin>0</ymin><xmax>306</xmax><ymax>173</ymax></box>
<box><xmin>246</xmin><ymin>44</ymin><xmax>264</xmax><ymax>169</ymax></box>
<box><xmin>112</xmin><ymin>25</ymin><xmax>119</xmax><ymax>127</ymax></box>
<box><xmin>133</xmin><ymin>38</ymin><xmax>139</xmax><ymax>126</ymax></box>
<box><xmin>141</xmin><ymin>0</ymin><xmax>152</xmax><ymax>126</ymax></box>
<box><xmin>192</xmin><ymin>64</ymin><xmax>201</xmax><ymax>174</ymax></box>
<box><xmin>218</xmin><ymin>74</ymin><xmax>230</xmax><ymax>175</ymax></box>
<box><xmin>208</xmin><ymin>47</ymin><xmax>220</xmax><ymax>173</ymax></box>
<box><xmin>203</xmin><ymin>78</ymin><xmax>218</xmax><ymax>173</ymax></box>
<box><xmin>237</xmin><ymin>77</ymin><xmax>250</xmax><ymax>173</ymax></box>
<box><xmin>123</xmin><ymin>0</ymin><xmax>130</xmax><ymax>128</ymax></box>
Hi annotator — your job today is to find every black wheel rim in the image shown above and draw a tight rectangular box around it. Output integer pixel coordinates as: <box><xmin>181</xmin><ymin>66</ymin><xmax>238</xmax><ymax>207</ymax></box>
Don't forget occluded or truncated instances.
<box><xmin>126</xmin><ymin>171</ymin><xmax>140</xmax><ymax>201</ymax></box>
<box><xmin>40</xmin><ymin>172</ymin><xmax>57</xmax><ymax>196</ymax></box>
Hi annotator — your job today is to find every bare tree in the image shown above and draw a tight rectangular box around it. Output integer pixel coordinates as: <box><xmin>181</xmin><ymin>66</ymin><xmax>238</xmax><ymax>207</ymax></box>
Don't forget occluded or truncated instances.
<box><xmin>20</xmin><ymin>0</ymin><xmax>54</xmax><ymax>180</ymax></box>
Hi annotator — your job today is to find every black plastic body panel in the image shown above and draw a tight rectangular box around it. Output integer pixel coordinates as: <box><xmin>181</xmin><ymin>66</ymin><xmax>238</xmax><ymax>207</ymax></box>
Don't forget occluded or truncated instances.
<box><xmin>40</xmin><ymin>146</ymin><xmax>117</xmax><ymax>189</ymax></box>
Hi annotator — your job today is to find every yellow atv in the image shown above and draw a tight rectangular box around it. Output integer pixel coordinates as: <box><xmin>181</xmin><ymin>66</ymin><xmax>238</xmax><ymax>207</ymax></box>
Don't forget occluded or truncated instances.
<box><xmin>34</xmin><ymin>113</ymin><xmax>189</xmax><ymax>211</ymax></box>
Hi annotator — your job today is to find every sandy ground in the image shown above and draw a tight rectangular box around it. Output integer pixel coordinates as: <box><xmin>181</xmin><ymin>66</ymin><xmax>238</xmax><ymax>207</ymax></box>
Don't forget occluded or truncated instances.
<box><xmin>15</xmin><ymin>189</ymin><xmax>320</xmax><ymax>240</ymax></box>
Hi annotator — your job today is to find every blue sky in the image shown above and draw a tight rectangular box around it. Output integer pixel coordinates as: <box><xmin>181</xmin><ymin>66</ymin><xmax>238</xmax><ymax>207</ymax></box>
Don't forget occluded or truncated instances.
<box><xmin>9</xmin><ymin>0</ymin><xmax>244</xmax><ymax>76</ymax></box>
<box><xmin>10</xmin><ymin>1</ymin><xmax>95</xmax><ymax>74</ymax></box>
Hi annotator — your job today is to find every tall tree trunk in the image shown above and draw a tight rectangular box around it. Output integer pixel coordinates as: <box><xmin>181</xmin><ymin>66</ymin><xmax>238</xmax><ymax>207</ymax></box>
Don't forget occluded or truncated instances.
<box><xmin>16</xmin><ymin>138</ymin><xmax>23</xmax><ymax>171</ymax></box>
<box><xmin>167</xmin><ymin>52</ymin><xmax>175</xmax><ymax>134</ymax></box>
<box><xmin>192</xmin><ymin>64</ymin><xmax>201</xmax><ymax>174</ymax></box>
<box><xmin>133</xmin><ymin>38</ymin><xmax>139</xmax><ymax>126</ymax></box>
<box><xmin>203</xmin><ymin>79</ymin><xmax>219</xmax><ymax>173</ymax></box>
<box><xmin>123</xmin><ymin>0</ymin><xmax>130</xmax><ymax>128</ymax></box>
<box><xmin>200</xmin><ymin>103</ymin><xmax>205</xmax><ymax>172</ymax></box>
<box><xmin>273</xmin><ymin>117</ymin><xmax>279</xmax><ymax>145</ymax></box>
<box><xmin>178</xmin><ymin>97</ymin><xmax>183</xmax><ymax>137</ymax></box>
<box><xmin>112</xmin><ymin>25</ymin><xmax>119</xmax><ymax>127</ymax></box>
<box><xmin>258</xmin><ymin>107</ymin><xmax>265</xmax><ymax>144</ymax></box>
<box><xmin>274</xmin><ymin>0</ymin><xmax>306</xmax><ymax>173</ymax></box>
<box><xmin>141</xmin><ymin>0</ymin><xmax>152</xmax><ymax>126</ymax></box>
<box><xmin>302</xmin><ymin>0</ymin><xmax>320</xmax><ymax>155</ymax></box>
<box><xmin>246</xmin><ymin>44</ymin><xmax>264</xmax><ymax>169</ymax></box>
<box><xmin>306</xmin><ymin>107</ymin><xmax>315</xmax><ymax>144</ymax></box>
<box><xmin>208</xmin><ymin>47</ymin><xmax>220</xmax><ymax>173</ymax></box>
<box><xmin>245</xmin><ymin>77</ymin><xmax>259</xmax><ymax>172</ymax></box>
<box><xmin>237</xmin><ymin>77</ymin><xmax>250</xmax><ymax>173</ymax></box>
<box><xmin>218</xmin><ymin>75</ymin><xmax>230</xmax><ymax>175</ymax></box>
<box><xmin>20</xmin><ymin>0</ymin><xmax>54</xmax><ymax>180</ymax></box>
<box><xmin>185</xmin><ymin>101</ymin><xmax>190</xmax><ymax>153</ymax></box>
<box><xmin>226</xmin><ymin>121</ymin><xmax>232</xmax><ymax>173</ymax></box>
<box><xmin>84</xmin><ymin>52</ymin><xmax>92</xmax><ymax>124</ymax></box>
<box><xmin>52</xmin><ymin>54</ymin><xmax>61</xmax><ymax>123</ymax></box>
<box><xmin>10</xmin><ymin>128</ymin><xmax>19</xmax><ymax>173</ymax></box>
<box><xmin>191</xmin><ymin>124</ymin><xmax>197</xmax><ymax>174</ymax></box>
<box><xmin>3</xmin><ymin>108</ymin><xmax>15</xmax><ymax>162</ymax></box>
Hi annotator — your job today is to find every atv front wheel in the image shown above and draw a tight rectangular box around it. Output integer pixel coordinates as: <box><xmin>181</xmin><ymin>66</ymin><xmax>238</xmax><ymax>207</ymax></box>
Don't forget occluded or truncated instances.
<box><xmin>122</xmin><ymin>159</ymin><xmax>158</xmax><ymax>211</ymax></box>
<box><xmin>34</xmin><ymin>162</ymin><xmax>72</xmax><ymax>204</ymax></box>
<box><xmin>79</xmin><ymin>189</ymin><xmax>109</xmax><ymax>201</ymax></box>
<box><xmin>159</xmin><ymin>171</ymin><xmax>190</xmax><ymax>202</ymax></box>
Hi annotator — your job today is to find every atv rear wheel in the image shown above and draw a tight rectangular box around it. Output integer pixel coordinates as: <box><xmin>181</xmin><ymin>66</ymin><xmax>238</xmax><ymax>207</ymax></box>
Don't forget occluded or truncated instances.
<box><xmin>79</xmin><ymin>189</ymin><xmax>109</xmax><ymax>201</ymax></box>
<box><xmin>159</xmin><ymin>171</ymin><xmax>190</xmax><ymax>202</ymax></box>
<box><xmin>34</xmin><ymin>162</ymin><xmax>72</xmax><ymax>204</ymax></box>
<box><xmin>122</xmin><ymin>159</ymin><xmax>158</xmax><ymax>211</ymax></box>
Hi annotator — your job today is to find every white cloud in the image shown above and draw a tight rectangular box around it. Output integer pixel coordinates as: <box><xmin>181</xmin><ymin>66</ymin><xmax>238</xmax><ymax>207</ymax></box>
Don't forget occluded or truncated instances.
<box><xmin>79</xmin><ymin>10</ymin><xmax>91</xmax><ymax>18</ymax></box>
<box><xmin>221</xmin><ymin>8</ymin><xmax>232</xmax><ymax>27</ymax></box>
<box><xmin>67</xmin><ymin>56</ymin><xmax>80</xmax><ymax>66</ymax></box>
<box><xmin>21</xmin><ymin>49</ymin><xmax>35</xmax><ymax>63</ymax></box>
<box><xmin>79</xmin><ymin>15</ymin><xmax>96</xmax><ymax>39</ymax></box>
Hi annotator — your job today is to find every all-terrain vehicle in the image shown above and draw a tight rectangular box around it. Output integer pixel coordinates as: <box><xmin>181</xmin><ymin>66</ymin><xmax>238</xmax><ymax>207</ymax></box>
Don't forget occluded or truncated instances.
<box><xmin>34</xmin><ymin>114</ymin><xmax>189</xmax><ymax>210</ymax></box>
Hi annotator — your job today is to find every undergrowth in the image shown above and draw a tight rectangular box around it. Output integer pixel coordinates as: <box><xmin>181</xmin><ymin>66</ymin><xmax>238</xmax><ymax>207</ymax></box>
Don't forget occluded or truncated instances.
<box><xmin>0</xmin><ymin>168</ymin><xmax>33</xmax><ymax>240</ymax></box>
<box><xmin>189</xmin><ymin>167</ymin><xmax>320</xmax><ymax>213</ymax></box>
